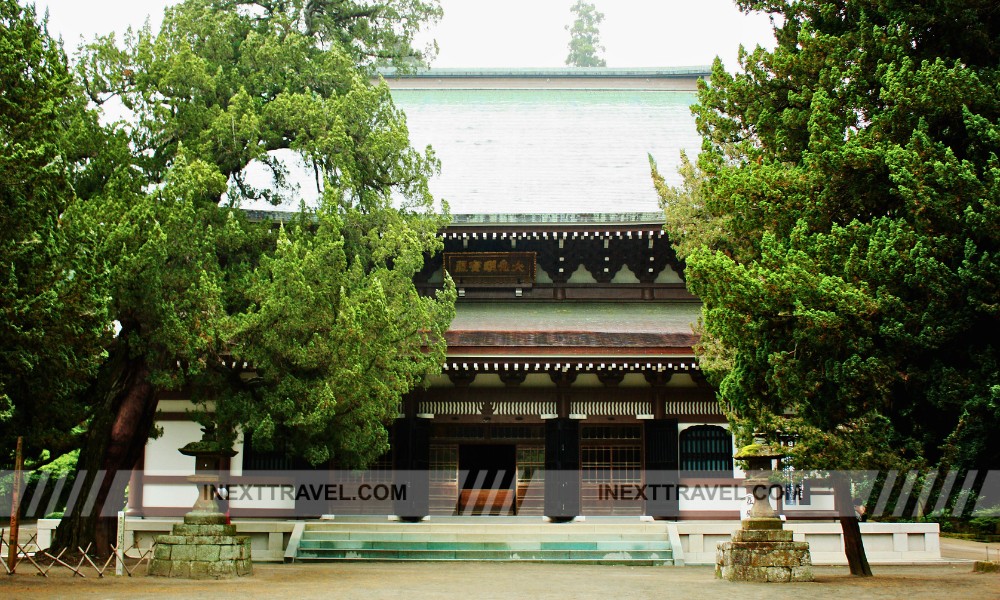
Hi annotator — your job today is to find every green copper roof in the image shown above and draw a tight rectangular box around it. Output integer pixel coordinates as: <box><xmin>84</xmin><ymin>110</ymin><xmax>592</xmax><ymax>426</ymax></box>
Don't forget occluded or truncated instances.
<box><xmin>242</xmin><ymin>210</ymin><xmax>667</xmax><ymax>228</ymax></box>
<box><xmin>446</xmin><ymin>302</ymin><xmax>701</xmax><ymax>352</ymax></box>
<box><xmin>392</xmin><ymin>88</ymin><xmax>700</xmax><ymax>215</ymax></box>
<box><xmin>449</xmin><ymin>213</ymin><xmax>665</xmax><ymax>226</ymax></box>
<box><xmin>380</xmin><ymin>66</ymin><xmax>711</xmax><ymax>79</ymax></box>
<box><xmin>450</xmin><ymin>302</ymin><xmax>701</xmax><ymax>334</ymax></box>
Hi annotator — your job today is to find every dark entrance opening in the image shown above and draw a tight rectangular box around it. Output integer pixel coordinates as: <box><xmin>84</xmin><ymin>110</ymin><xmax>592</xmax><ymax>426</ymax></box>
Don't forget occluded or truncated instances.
<box><xmin>458</xmin><ymin>444</ymin><xmax>516</xmax><ymax>514</ymax></box>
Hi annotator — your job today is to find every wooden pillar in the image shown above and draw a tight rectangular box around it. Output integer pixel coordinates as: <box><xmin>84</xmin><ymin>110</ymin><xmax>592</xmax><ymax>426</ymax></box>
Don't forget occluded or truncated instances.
<box><xmin>392</xmin><ymin>417</ymin><xmax>430</xmax><ymax>520</ymax></box>
<box><xmin>645</xmin><ymin>370</ymin><xmax>672</xmax><ymax>420</ymax></box>
<box><xmin>644</xmin><ymin>419</ymin><xmax>679</xmax><ymax>519</ymax></box>
<box><xmin>551</xmin><ymin>371</ymin><xmax>576</xmax><ymax>418</ymax></box>
<box><xmin>544</xmin><ymin>417</ymin><xmax>580</xmax><ymax>520</ymax></box>
<box><xmin>644</xmin><ymin>371</ymin><xmax>678</xmax><ymax>518</ymax></box>
<box><xmin>545</xmin><ymin>370</ymin><xmax>579</xmax><ymax>520</ymax></box>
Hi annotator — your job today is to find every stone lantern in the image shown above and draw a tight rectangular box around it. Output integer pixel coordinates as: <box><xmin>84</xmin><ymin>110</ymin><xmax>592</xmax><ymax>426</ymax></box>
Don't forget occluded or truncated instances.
<box><xmin>737</xmin><ymin>442</ymin><xmax>783</xmax><ymax>528</ymax></box>
<box><xmin>179</xmin><ymin>432</ymin><xmax>238</xmax><ymax>520</ymax></box>
<box><xmin>716</xmin><ymin>442</ymin><xmax>813</xmax><ymax>582</ymax></box>
<box><xmin>149</xmin><ymin>427</ymin><xmax>252</xmax><ymax>579</ymax></box>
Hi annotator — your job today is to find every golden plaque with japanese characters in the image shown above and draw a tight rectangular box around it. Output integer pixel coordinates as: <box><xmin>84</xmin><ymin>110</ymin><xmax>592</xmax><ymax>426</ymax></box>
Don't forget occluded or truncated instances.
<box><xmin>443</xmin><ymin>252</ymin><xmax>536</xmax><ymax>286</ymax></box>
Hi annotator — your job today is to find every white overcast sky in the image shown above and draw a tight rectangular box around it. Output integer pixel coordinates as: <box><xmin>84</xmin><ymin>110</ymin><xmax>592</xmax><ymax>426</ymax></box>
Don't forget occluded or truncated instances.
<box><xmin>34</xmin><ymin>0</ymin><xmax>777</xmax><ymax>71</ymax></box>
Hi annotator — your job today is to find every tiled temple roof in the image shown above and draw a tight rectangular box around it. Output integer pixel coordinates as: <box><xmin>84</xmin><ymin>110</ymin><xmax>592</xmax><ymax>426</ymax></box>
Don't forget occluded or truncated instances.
<box><xmin>385</xmin><ymin>68</ymin><xmax>704</xmax><ymax>216</ymax></box>
<box><xmin>445</xmin><ymin>303</ymin><xmax>700</xmax><ymax>356</ymax></box>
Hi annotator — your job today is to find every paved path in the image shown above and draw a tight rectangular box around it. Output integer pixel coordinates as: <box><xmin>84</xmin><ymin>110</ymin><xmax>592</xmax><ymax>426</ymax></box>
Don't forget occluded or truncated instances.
<box><xmin>2</xmin><ymin>562</ymin><xmax>998</xmax><ymax>600</ymax></box>
<box><xmin>941</xmin><ymin>536</ymin><xmax>1000</xmax><ymax>562</ymax></box>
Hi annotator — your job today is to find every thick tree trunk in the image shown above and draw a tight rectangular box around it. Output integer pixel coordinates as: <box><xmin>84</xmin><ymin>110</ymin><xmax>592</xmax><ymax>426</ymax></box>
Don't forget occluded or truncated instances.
<box><xmin>52</xmin><ymin>345</ymin><xmax>156</xmax><ymax>557</ymax></box>
<box><xmin>832</xmin><ymin>474</ymin><xmax>873</xmax><ymax>576</ymax></box>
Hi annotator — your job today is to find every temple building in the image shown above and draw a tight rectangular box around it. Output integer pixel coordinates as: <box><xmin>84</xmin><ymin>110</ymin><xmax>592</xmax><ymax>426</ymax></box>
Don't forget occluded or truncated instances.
<box><xmin>396</xmin><ymin>211</ymin><xmax>729</xmax><ymax>518</ymax></box>
<box><xmin>145</xmin><ymin>68</ymin><xmax>739</xmax><ymax>520</ymax></box>
<box><xmin>46</xmin><ymin>67</ymin><xmax>944</xmax><ymax>567</ymax></box>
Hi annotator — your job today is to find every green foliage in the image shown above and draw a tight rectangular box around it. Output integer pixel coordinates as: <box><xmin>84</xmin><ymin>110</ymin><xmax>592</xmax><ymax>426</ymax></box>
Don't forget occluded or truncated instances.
<box><xmin>295</xmin><ymin>0</ymin><xmax>444</xmax><ymax>71</ymax></box>
<box><xmin>77</xmin><ymin>0</ymin><xmax>441</xmax><ymax>208</ymax></box>
<box><xmin>66</xmin><ymin>0</ymin><xmax>454</xmax><ymax>467</ymax></box>
<box><xmin>0</xmin><ymin>0</ymin><xmax>111</xmax><ymax>462</ymax></box>
<box><xmin>565</xmin><ymin>1</ymin><xmax>606</xmax><ymax>68</ymax></box>
<box><xmin>36</xmin><ymin>449</ymin><xmax>80</xmax><ymax>477</ymax></box>
<box><xmin>657</xmin><ymin>0</ymin><xmax>1000</xmax><ymax>471</ymax></box>
<box><xmin>217</xmin><ymin>204</ymin><xmax>454</xmax><ymax>466</ymax></box>
<box><xmin>969</xmin><ymin>511</ymin><xmax>1000</xmax><ymax>537</ymax></box>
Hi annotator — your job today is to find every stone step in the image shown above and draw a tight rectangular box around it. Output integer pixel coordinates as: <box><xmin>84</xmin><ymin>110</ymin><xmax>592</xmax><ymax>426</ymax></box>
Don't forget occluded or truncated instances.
<box><xmin>303</xmin><ymin>523</ymin><xmax>667</xmax><ymax>534</ymax></box>
<box><xmin>296</xmin><ymin>548</ymin><xmax>672</xmax><ymax>563</ymax></box>
<box><xmin>294</xmin><ymin>520</ymin><xmax>674</xmax><ymax>565</ymax></box>
<box><xmin>298</xmin><ymin>540</ymin><xmax>672</xmax><ymax>552</ymax></box>
<box><xmin>300</xmin><ymin>531</ymin><xmax>668</xmax><ymax>542</ymax></box>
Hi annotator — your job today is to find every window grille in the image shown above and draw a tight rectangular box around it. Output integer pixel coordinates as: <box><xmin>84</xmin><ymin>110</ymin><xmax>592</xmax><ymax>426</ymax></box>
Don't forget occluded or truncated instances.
<box><xmin>581</xmin><ymin>445</ymin><xmax>642</xmax><ymax>484</ymax></box>
<box><xmin>581</xmin><ymin>425</ymin><xmax>641</xmax><ymax>441</ymax></box>
<box><xmin>429</xmin><ymin>444</ymin><xmax>458</xmax><ymax>483</ymax></box>
<box><xmin>241</xmin><ymin>431</ymin><xmax>294</xmax><ymax>471</ymax></box>
<box><xmin>517</xmin><ymin>446</ymin><xmax>545</xmax><ymax>483</ymax></box>
<box><xmin>679</xmin><ymin>425</ymin><xmax>733</xmax><ymax>473</ymax></box>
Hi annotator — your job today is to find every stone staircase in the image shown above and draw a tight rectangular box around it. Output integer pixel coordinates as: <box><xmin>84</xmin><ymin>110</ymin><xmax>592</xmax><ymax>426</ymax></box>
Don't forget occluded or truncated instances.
<box><xmin>293</xmin><ymin>518</ymin><xmax>674</xmax><ymax>565</ymax></box>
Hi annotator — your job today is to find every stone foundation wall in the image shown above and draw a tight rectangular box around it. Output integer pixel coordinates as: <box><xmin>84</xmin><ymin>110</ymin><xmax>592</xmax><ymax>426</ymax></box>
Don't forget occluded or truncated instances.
<box><xmin>674</xmin><ymin>521</ymin><xmax>941</xmax><ymax>565</ymax></box>
<box><xmin>149</xmin><ymin>520</ymin><xmax>252</xmax><ymax>578</ymax></box>
<box><xmin>716</xmin><ymin>528</ymin><xmax>813</xmax><ymax>582</ymax></box>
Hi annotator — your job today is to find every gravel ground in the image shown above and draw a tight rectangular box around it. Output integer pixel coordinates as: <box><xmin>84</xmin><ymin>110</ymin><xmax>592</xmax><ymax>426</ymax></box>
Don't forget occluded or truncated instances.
<box><xmin>2</xmin><ymin>561</ymin><xmax>999</xmax><ymax>600</ymax></box>
<box><xmin>3</xmin><ymin>528</ymin><xmax>998</xmax><ymax>599</ymax></box>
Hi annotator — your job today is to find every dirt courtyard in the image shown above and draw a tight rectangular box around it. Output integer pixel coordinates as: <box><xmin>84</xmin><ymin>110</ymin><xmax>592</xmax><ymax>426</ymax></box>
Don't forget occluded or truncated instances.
<box><xmin>2</xmin><ymin>561</ymin><xmax>998</xmax><ymax>600</ymax></box>
<box><xmin>2</xmin><ymin>534</ymin><xmax>997</xmax><ymax>599</ymax></box>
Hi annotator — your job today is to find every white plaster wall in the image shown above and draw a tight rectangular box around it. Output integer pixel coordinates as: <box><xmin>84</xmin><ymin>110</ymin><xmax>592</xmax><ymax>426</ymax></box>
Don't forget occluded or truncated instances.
<box><xmin>425</xmin><ymin>374</ymin><xmax>453</xmax><ymax>387</ymax></box>
<box><xmin>156</xmin><ymin>399</ymin><xmax>193</xmax><ymax>413</ymax></box>
<box><xmin>676</xmin><ymin>521</ymin><xmax>941</xmax><ymax>565</ymax></box>
<box><xmin>618</xmin><ymin>373</ymin><xmax>648</xmax><ymax>388</ymax></box>
<box><xmin>142</xmin><ymin>483</ymin><xmax>198</xmax><ymax>508</ymax></box>
<box><xmin>468</xmin><ymin>373</ymin><xmax>503</xmax><ymax>388</ymax></box>
<box><xmin>665</xmin><ymin>373</ymin><xmax>697</xmax><ymax>388</ymax></box>
<box><xmin>784</xmin><ymin>487</ymin><xmax>836</xmax><ymax>512</ymax></box>
<box><xmin>572</xmin><ymin>373</ymin><xmax>602</xmax><ymax>388</ymax></box>
<box><xmin>566</xmin><ymin>264</ymin><xmax>597</xmax><ymax>283</ymax></box>
<box><xmin>228</xmin><ymin>485</ymin><xmax>297</xmax><ymax>511</ymax></box>
<box><xmin>610</xmin><ymin>265</ymin><xmax>640</xmax><ymax>283</ymax></box>
<box><xmin>654</xmin><ymin>264</ymin><xmax>684</xmax><ymax>283</ymax></box>
<box><xmin>522</xmin><ymin>373</ymin><xmax>556</xmax><ymax>387</ymax></box>
<box><xmin>145</xmin><ymin>420</ymin><xmax>200</xmax><ymax>475</ymax></box>
<box><xmin>677</xmin><ymin>483</ymin><xmax>749</xmax><ymax>514</ymax></box>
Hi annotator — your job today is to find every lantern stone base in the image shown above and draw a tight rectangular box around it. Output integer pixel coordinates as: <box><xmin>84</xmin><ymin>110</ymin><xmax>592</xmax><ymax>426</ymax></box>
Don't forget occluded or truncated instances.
<box><xmin>148</xmin><ymin>513</ymin><xmax>252</xmax><ymax>579</ymax></box>
<box><xmin>973</xmin><ymin>561</ymin><xmax>999</xmax><ymax>573</ymax></box>
<box><xmin>716</xmin><ymin>525</ymin><xmax>813</xmax><ymax>583</ymax></box>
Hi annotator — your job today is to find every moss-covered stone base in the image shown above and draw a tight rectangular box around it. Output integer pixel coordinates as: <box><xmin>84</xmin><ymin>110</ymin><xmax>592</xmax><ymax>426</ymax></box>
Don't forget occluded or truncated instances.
<box><xmin>148</xmin><ymin>513</ymin><xmax>252</xmax><ymax>579</ymax></box>
<box><xmin>716</xmin><ymin>527</ymin><xmax>813</xmax><ymax>582</ymax></box>
<box><xmin>973</xmin><ymin>561</ymin><xmax>999</xmax><ymax>573</ymax></box>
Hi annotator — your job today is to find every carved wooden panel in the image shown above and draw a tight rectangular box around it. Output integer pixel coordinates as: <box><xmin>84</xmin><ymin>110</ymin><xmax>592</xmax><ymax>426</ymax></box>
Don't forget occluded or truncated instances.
<box><xmin>444</xmin><ymin>251</ymin><xmax>536</xmax><ymax>286</ymax></box>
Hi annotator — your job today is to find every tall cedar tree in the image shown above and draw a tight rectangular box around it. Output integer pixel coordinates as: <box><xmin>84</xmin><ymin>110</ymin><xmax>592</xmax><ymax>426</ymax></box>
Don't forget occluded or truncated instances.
<box><xmin>565</xmin><ymin>1</ymin><xmax>606</xmax><ymax>67</ymax></box>
<box><xmin>0</xmin><ymin>1</ymin><xmax>110</xmax><ymax>465</ymax></box>
<box><xmin>54</xmin><ymin>0</ymin><xmax>453</xmax><ymax>554</ymax></box>
<box><xmin>654</xmin><ymin>0</ymin><xmax>999</xmax><ymax>576</ymax></box>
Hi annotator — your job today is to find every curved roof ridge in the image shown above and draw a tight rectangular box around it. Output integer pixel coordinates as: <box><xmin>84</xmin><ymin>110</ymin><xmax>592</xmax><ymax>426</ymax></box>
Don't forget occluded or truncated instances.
<box><xmin>449</xmin><ymin>213</ymin><xmax>665</xmax><ymax>226</ymax></box>
<box><xmin>380</xmin><ymin>66</ymin><xmax>712</xmax><ymax>79</ymax></box>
